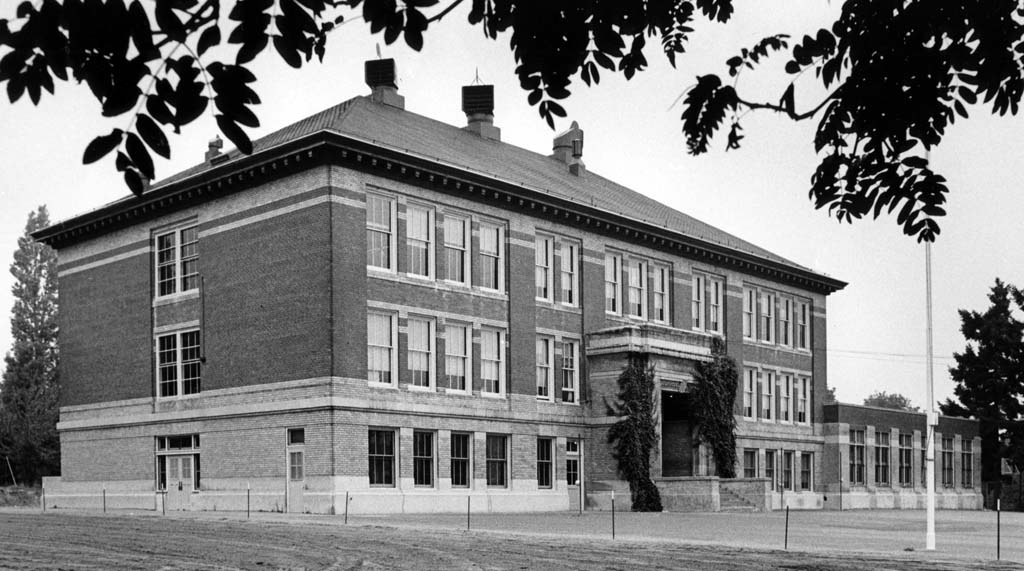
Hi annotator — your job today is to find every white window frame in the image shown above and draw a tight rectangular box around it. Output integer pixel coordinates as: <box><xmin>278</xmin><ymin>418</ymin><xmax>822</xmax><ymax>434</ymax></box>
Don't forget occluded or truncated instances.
<box><xmin>779</xmin><ymin>298</ymin><xmax>793</xmax><ymax>347</ymax></box>
<box><xmin>796</xmin><ymin>301</ymin><xmax>809</xmax><ymax>350</ymax></box>
<box><xmin>605</xmin><ymin>253</ymin><xmax>621</xmax><ymax>314</ymax></box>
<box><xmin>559</xmin><ymin>241</ymin><xmax>579</xmax><ymax>307</ymax></box>
<box><xmin>480</xmin><ymin>328</ymin><xmax>505</xmax><ymax>397</ymax></box>
<box><xmin>691</xmin><ymin>274</ymin><xmax>705</xmax><ymax>330</ymax></box>
<box><xmin>444</xmin><ymin>322</ymin><xmax>471</xmax><ymax>393</ymax></box>
<box><xmin>366</xmin><ymin>194</ymin><xmax>396</xmax><ymax>272</ymax></box>
<box><xmin>743</xmin><ymin>369</ymin><xmax>755</xmax><ymax>419</ymax></box>
<box><xmin>405</xmin><ymin>204</ymin><xmax>434</xmax><ymax>279</ymax></box>
<box><xmin>708</xmin><ymin>277</ymin><xmax>723</xmax><ymax>334</ymax></box>
<box><xmin>537</xmin><ymin>437</ymin><xmax>554</xmax><ymax>489</ymax></box>
<box><xmin>443</xmin><ymin>214</ymin><xmax>470</xmax><ymax>285</ymax></box>
<box><xmin>760</xmin><ymin>292</ymin><xmax>776</xmax><ymax>344</ymax></box>
<box><xmin>652</xmin><ymin>266</ymin><xmax>670</xmax><ymax>324</ymax></box>
<box><xmin>536</xmin><ymin>336</ymin><xmax>553</xmax><ymax>401</ymax></box>
<box><xmin>413</xmin><ymin>430</ymin><xmax>436</xmax><ymax>488</ymax></box>
<box><xmin>367</xmin><ymin>311</ymin><xmax>397</xmax><ymax>387</ymax></box>
<box><xmin>407</xmin><ymin>317</ymin><xmax>435</xmax><ymax>390</ymax></box>
<box><xmin>477</xmin><ymin>222</ymin><xmax>505</xmax><ymax>293</ymax></box>
<box><xmin>798</xmin><ymin>377</ymin><xmax>809</xmax><ymax>424</ymax></box>
<box><xmin>560</xmin><ymin>340</ymin><xmax>579</xmax><ymax>404</ymax></box>
<box><xmin>156</xmin><ymin>329</ymin><xmax>201</xmax><ymax>398</ymax></box>
<box><xmin>535</xmin><ymin>235</ymin><xmax>554</xmax><ymax>301</ymax></box>
<box><xmin>762</xmin><ymin>370</ymin><xmax>776</xmax><ymax>421</ymax></box>
<box><xmin>154</xmin><ymin>225</ymin><xmax>199</xmax><ymax>298</ymax></box>
<box><xmin>626</xmin><ymin>259</ymin><xmax>647</xmax><ymax>319</ymax></box>
<box><xmin>780</xmin><ymin>373</ymin><xmax>792</xmax><ymax>423</ymax></box>
<box><xmin>742</xmin><ymin>288</ymin><xmax>756</xmax><ymax>339</ymax></box>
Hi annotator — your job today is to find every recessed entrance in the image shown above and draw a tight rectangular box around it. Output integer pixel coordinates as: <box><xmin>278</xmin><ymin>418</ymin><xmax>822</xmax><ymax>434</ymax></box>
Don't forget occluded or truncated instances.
<box><xmin>662</xmin><ymin>391</ymin><xmax>694</xmax><ymax>477</ymax></box>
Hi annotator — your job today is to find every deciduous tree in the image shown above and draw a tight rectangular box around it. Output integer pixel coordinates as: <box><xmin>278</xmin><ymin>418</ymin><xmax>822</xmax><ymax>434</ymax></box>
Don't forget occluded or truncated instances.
<box><xmin>941</xmin><ymin>279</ymin><xmax>1024</xmax><ymax>484</ymax></box>
<box><xmin>863</xmin><ymin>391</ymin><xmax>919</xmax><ymax>412</ymax></box>
<box><xmin>1</xmin><ymin>206</ymin><xmax>60</xmax><ymax>486</ymax></box>
<box><xmin>2</xmin><ymin>1</ymin><xmax>1022</xmax><ymax>240</ymax></box>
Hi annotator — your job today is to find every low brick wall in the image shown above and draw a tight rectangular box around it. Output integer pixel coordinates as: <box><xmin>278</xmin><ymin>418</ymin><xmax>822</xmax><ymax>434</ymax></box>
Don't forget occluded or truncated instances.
<box><xmin>721</xmin><ymin>478</ymin><xmax>770</xmax><ymax>511</ymax></box>
<box><xmin>655</xmin><ymin>477</ymin><xmax>719</xmax><ymax>512</ymax></box>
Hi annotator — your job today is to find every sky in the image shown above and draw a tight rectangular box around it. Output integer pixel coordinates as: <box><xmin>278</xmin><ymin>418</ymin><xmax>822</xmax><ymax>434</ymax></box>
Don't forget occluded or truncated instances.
<box><xmin>1</xmin><ymin>1</ymin><xmax>1022</xmax><ymax>411</ymax></box>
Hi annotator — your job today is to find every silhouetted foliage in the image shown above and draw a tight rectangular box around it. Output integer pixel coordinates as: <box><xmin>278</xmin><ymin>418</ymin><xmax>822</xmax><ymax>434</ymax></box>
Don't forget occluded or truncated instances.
<box><xmin>690</xmin><ymin>338</ymin><xmax>738</xmax><ymax>478</ymax></box>
<box><xmin>3</xmin><ymin>1</ymin><xmax>1023</xmax><ymax>240</ymax></box>
<box><xmin>606</xmin><ymin>353</ymin><xmax>662</xmax><ymax>512</ymax></box>
<box><xmin>941</xmin><ymin>279</ymin><xmax>1024</xmax><ymax>483</ymax></box>
<box><xmin>1</xmin><ymin>206</ymin><xmax>60</xmax><ymax>486</ymax></box>
<box><xmin>863</xmin><ymin>391</ymin><xmax>919</xmax><ymax>412</ymax></box>
<box><xmin>822</xmin><ymin>385</ymin><xmax>838</xmax><ymax>405</ymax></box>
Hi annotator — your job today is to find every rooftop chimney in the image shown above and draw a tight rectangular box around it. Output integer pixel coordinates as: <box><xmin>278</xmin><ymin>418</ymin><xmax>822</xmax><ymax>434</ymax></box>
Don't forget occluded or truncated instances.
<box><xmin>365</xmin><ymin>58</ymin><xmax>405</xmax><ymax>109</ymax></box>
<box><xmin>462</xmin><ymin>85</ymin><xmax>500</xmax><ymax>141</ymax></box>
<box><xmin>205</xmin><ymin>135</ymin><xmax>223</xmax><ymax>163</ymax></box>
<box><xmin>551</xmin><ymin>121</ymin><xmax>585</xmax><ymax>176</ymax></box>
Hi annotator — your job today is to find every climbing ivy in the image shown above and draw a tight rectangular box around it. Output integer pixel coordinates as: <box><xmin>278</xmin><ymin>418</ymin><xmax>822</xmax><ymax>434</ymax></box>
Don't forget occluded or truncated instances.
<box><xmin>691</xmin><ymin>338</ymin><xmax>739</xmax><ymax>478</ymax></box>
<box><xmin>606</xmin><ymin>352</ymin><xmax>663</xmax><ymax>512</ymax></box>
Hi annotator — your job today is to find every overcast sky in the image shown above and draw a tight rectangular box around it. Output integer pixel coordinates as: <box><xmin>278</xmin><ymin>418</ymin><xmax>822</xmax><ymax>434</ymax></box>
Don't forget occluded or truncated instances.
<box><xmin>2</xmin><ymin>1</ymin><xmax>1022</xmax><ymax>410</ymax></box>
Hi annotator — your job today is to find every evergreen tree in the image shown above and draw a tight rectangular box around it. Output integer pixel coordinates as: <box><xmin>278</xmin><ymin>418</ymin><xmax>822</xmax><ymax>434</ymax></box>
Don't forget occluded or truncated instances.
<box><xmin>606</xmin><ymin>353</ymin><xmax>662</xmax><ymax>512</ymax></box>
<box><xmin>691</xmin><ymin>338</ymin><xmax>739</xmax><ymax>478</ymax></box>
<box><xmin>1</xmin><ymin>206</ymin><xmax>60</xmax><ymax>486</ymax></box>
<box><xmin>941</xmin><ymin>279</ymin><xmax>1024</xmax><ymax>484</ymax></box>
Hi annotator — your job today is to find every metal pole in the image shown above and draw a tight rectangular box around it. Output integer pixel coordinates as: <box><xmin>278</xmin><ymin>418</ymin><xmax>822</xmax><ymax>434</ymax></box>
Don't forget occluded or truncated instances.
<box><xmin>578</xmin><ymin>432</ymin><xmax>583</xmax><ymax>516</ymax></box>
<box><xmin>997</xmin><ymin>499</ymin><xmax>1001</xmax><ymax>560</ymax></box>
<box><xmin>41</xmin><ymin>488</ymin><xmax>45</xmax><ymax>512</ymax></box>
<box><xmin>5</xmin><ymin>456</ymin><xmax>17</xmax><ymax>487</ymax></box>
<box><xmin>611</xmin><ymin>490</ymin><xmax>616</xmax><ymax>540</ymax></box>
<box><xmin>467</xmin><ymin>495</ymin><xmax>471</xmax><ymax>531</ymax></box>
<box><xmin>247</xmin><ymin>482</ymin><xmax>251</xmax><ymax>520</ymax></box>
<box><xmin>162</xmin><ymin>491</ymin><xmax>166</xmax><ymax>515</ymax></box>
<box><xmin>344</xmin><ymin>491</ymin><xmax>349</xmax><ymax>525</ymax></box>
<box><xmin>784</xmin><ymin>506</ymin><xmax>790</xmax><ymax>550</ymax></box>
<box><xmin>925</xmin><ymin>239</ymin><xmax>936</xmax><ymax>551</ymax></box>
<box><xmin>103</xmin><ymin>488</ymin><xmax>106</xmax><ymax>513</ymax></box>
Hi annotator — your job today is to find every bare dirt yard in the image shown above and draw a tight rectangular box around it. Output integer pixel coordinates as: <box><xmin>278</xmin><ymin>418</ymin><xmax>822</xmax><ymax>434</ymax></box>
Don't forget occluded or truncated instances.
<box><xmin>0</xmin><ymin>509</ymin><xmax>1021</xmax><ymax>571</ymax></box>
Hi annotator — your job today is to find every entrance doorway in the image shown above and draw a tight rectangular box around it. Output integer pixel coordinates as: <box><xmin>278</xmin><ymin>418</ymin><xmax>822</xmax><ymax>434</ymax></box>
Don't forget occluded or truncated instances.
<box><xmin>662</xmin><ymin>391</ymin><xmax>694</xmax><ymax>477</ymax></box>
<box><xmin>164</xmin><ymin>454</ymin><xmax>194</xmax><ymax>510</ymax></box>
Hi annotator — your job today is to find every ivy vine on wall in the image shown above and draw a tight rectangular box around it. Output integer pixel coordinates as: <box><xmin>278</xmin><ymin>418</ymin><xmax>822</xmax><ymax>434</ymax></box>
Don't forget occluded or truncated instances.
<box><xmin>606</xmin><ymin>352</ymin><xmax>663</xmax><ymax>512</ymax></box>
<box><xmin>691</xmin><ymin>337</ymin><xmax>740</xmax><ymax>478</ymax></box>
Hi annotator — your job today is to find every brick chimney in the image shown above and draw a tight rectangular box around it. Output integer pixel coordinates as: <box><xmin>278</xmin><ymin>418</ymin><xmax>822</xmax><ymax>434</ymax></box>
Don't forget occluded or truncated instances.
<box><xmin>462</xmin><ymin>85</ymin><xmax>500</xmax><ymax>141</ymax></box>
<box><xmin>205</xmin><ymin>135</ymin><xmax>223</xmax><ymax>163</ymax></box>
<box><xmin>551</xmin><ymin>121</ymin><xmax>585</xmax><ymax>176</ymax></box>
<box><xmin>365</xmin><ymin>58</ymin><xmax>405</xmax><ymax>109</ymax></box>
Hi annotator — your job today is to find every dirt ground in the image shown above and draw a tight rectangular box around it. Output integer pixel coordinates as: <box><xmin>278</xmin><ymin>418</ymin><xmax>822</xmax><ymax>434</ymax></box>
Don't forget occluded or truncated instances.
<box><xmin>0</xmin><ymin>510</ymin><xmax>1021</xmax><ymax>571</ymax></box>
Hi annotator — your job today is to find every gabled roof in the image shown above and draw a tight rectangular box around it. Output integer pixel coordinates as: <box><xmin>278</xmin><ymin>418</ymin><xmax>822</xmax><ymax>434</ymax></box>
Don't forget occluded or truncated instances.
<box><xmin>36</xmin><ymin>94</ymin><xmax>846</xmax><ymax>292</ymax></box>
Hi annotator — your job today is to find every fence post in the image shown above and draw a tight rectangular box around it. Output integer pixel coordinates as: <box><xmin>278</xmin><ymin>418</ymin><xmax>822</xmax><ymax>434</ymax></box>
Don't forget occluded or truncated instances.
<box><xmin>344</xmin><ymin>491</ymin><xmax>349</xmax><ymax>525</ymax></box>
<box><xmin>103</xmin><ymin>488</ymin><xmax>106</xmax><ymax>513</ymax></box>
<box><xmin>611</xmin><ymin>490</ymin><xmax>616</xmax><ymax>540</ymax></box>
<box><xmin>784</xmin><ymin>506</ymin><xmax>790</xmax><ymax>550</ymax></box>
<box><xmin>41</xmin><ymin>488</ymin><xmax>45</xmax><ymax>512</ymax></box>
<box><xmin>997</xmin><ymin>499</ymin><xmax>1001</xmax><ymax>561</ymax></box>
<box><xmin>467</xmin><ymin>495</ymin><xmax>471</xmax><ymax>531</ymax></box>
<box><xmin>247</xmin><ymin>482</ymin><xmax>251</xmax><ymax>520</ymax></box>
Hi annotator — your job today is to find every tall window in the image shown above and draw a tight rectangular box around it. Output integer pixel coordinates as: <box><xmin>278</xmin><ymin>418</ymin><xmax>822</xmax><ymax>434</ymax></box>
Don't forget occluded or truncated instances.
<box><xmin>478</xmin><ymin>223</ymin><xmax>504</xmax><ymax>291</ymax></box>
<box><xmin>444</xmin><ymin>216</ymin><xmax>469</xmax><ymax>284</ymax></box>
<box><xmin>796</xmin><ymin>302</ymin><xmax>809</xmax><ymax>349</ymax></box>
<box><xmin>486</xmin><ymin>434</ymin><xmax>507</xmax><ymax>487</ymax></box>
<box><xmin>691</xmin><ymin>274</ymin><xmax>705</xmax><ymax>330</ymax></box>
<box><xmin>445</xmin><ymin>323</ymin><xmax>470</xmax><ymax>391</ymax></box>
<box><xmin>536</xmin><ymin>337</ymin><xmax>552</xmax><ymax>400</ymax></box>
<box><xmin>742</xmin><ymin>288</ymin><xmax>756</xmax><ymax>339</ymax></box>
<box><xmin>765</xmin><ymin>450</ymin><xmax>776</xmax><ymax>490</ymax></box>
<box><xmin>413</xmin><ymin>431</ymin><xmax>434</xmax><ymax>487</ymax></box>
<box><xmin>288</xmin><ymin>431</ymin><xmax>304</xmax><ymax>482</ymax></box>
<box><xmin>535</xmin><ymin>235</ymin><xmax>553</xmax><ymax>300</ymax></box>
<box><xmin>899</xmin><ymin>434</ymin><xmax>913</xmax><ymax>486</ymax></box>
<box><xmin>566</xmin><ymin>439</ymin><xmax>580</xmax><ymax>485</ymax></box>
<box><xmin>406</xmin><ymin>205</ymin><xmax>433</xmax><ymax>278</ymax></box>
<box><xmin>961</xmin><ymin>440</ymin><xmax>974</xmax><ymax>488</ymax></box>
<box><xmin>743</xmin><ymin>369</ymin><xmax>755</xmax><ymax>419</ymax></box>
<box><xmin>368</xmin><ymin>429</ymin><xmax>395</xmax><ymax>486</ymax></box>
<box><xmin>849</xmin><ymin>430</ymin><xmax>865</xmax><ymax>485</ymax></box>
<box><xmin>743</xmin><ymin>449</ymin><xmax>757</xmax><ymax>478</ymax></box>
<box><xmin>709</xmin><ymin>278</ymin><xmax>723</xmax><ymax>334</ymax></box>
<box><xmin>366</xmin><ymin>194</ymin><xmax>394</xmax><ymax>270</ymax></box>
<box><xmin>780</xmin><ymin>374</ymin><xmax>792</xmax><ymax>422</ymax></box>
<box><xmin>779</xmin><ymin>299</ymin><xmax>792</xmax><ymax>346</ymax></box>
<box><xmin>798</xmin><ymin>378</ymin><xmax>809</xmax><ymax>424</ymax></box>
<box><xmin>367</xmin><ymin>312</ymin><xmax>395</xmax><ymax>385</ymax></box>
<box><xmin>156</xmin><ymin>434</ymin><xmax>200</xmax><ymax>491</ymax></box>
<box><xmin>653</xmin><ymin>266</ymin><xmax>670</xmax><ymax>323</ymax></box>
<box><xmin>157</xmin><ymin>330</ymin><xmax>201</xmax><ymax>398</ymax></box>
<box><xmin>875</xmin><ymin>431</ymin><xmax>890</xmax><ymax>486</ymax></box>
<box><xmin>481</xmin><ymin>329</ymin><xmax>504</xmax><ymax>395</ymax></box>
<box><xmin>626</xmin><ymin>260</ymin><xmax>646</xmax><ymax>318</ymax></box>
<box><xmin>761</xmin><ymin>371</ymin><xmax>775</xmax><ymax>421</ymax></box>
<box><xmin>559</xmin><ymin>242</ymin><xmax>578</xmax><ymax>306</ymax></box>
<box><xmin>942</xmin><ymin>437</ymin><xmax>954</xmax><ymax>488</ymax></box>
<box><xmin>537</xmin><ymin>438</ymin><xmax>553</xmax><ymax>488</ymax></box>
<box><xmin>561</xmin><ymin>340</ymin><xmax>578</xmax><ymax>404</ymax></box>
<box><xmin>782</xmin><ymin>451</ymin><xmax>794</xmax><ymax>490</ymax></box>
<box><xmin>450</xmin><ymin>433</ymin><xmax>471</xmax><ymax>488</ymax></box>
<box><xmin>800</xmin><ymin>453</ymin><xmax>813</xmax><ymax>490</ymax></box>
<box><xmin>605</xmin><ymin>254</ymin><xmax>621</xmax><ymax>314</ymax></box>
<box><xmin>760</xmin><ymin>292</ymin><xmax>776</xmax><ymax>343</ymax></box>
<box><xmin>407</xmin><ymin>318</ymin><xmax>434</xmax><ymax>389</ymax></box>
<box><xmin>155</xmin><ymin>225</ymin><xmax>199</xmax><ymax>297</ymax></box>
